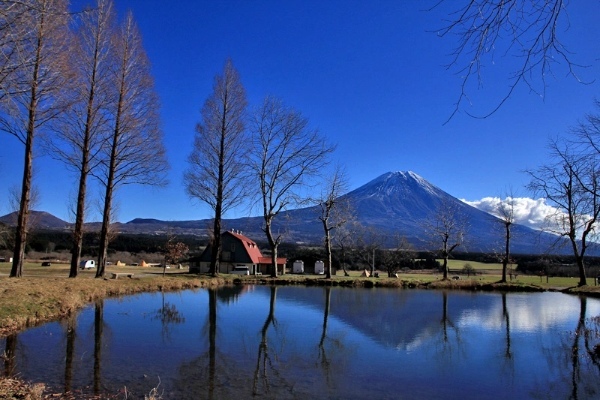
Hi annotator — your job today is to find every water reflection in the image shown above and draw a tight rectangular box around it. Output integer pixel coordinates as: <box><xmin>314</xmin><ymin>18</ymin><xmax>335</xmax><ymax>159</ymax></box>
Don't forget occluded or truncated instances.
<box><xmin>2</xmin><ymin>333</ymin><xmax>16</xmax><ymax>377</ymax></box>
<box><xmin>94</xmin><ymin>299</ymin><xmax>103</xmax><ymax>395</ymax></box>
<box><xmin>253</xmin><ymin>286</ymin><xmax>279</xmax><ymax>396</ymax></box>
<box><xmin>1</xmin><ymin>287</ymin><xmax>600</xmax><ymax>399</ymax></box>
<box><xmin>151</xmin><ymin>291</ymin><xmax>185</xmax><ymax>341</ymax></box>
<box><xmin>64</xmin><ymin>314</ymin><xmax>75</xmax><ymax>393</ymax></box>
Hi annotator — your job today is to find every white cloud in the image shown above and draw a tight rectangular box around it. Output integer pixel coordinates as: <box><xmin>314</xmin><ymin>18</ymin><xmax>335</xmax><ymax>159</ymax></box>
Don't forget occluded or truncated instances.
<box><xmin>461</xmin><ymin>197</ymin><xmax>560</xmax><ymax>231</ymax></box>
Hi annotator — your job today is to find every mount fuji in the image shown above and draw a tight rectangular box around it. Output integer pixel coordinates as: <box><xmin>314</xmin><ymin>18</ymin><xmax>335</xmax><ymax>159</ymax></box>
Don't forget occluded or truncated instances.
<box><xmin>259</xmin><ymin>170</ymin><xmax>554</xmax><ymax>254</ymax></box>
<box><xmin>0</xmin><ymin>171</ymin><xmax>559</xmax><ymax>254</ymax></box>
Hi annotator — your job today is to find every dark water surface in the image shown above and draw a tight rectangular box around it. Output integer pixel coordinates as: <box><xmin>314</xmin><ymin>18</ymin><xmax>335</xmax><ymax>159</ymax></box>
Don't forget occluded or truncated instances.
<box><xmin>2</xmin><ymin>286</ymin><xmax>600</xmax><ymax>399</ymax></box>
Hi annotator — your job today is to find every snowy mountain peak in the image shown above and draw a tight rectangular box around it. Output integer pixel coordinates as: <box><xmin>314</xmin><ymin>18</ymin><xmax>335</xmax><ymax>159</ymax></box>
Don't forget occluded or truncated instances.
<box><xmin>362</xmin><ymin>171</ymin><xmax>443</xmax><ymax>199</ymax></box>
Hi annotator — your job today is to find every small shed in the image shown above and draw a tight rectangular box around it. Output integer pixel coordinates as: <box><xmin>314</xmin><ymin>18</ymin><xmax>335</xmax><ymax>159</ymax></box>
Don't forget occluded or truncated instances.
<box><xmin>79</xmin><ymin>259</ymin><xmax>95</xmax><ymax>269</ymax></box>
<box><xmin>292</xmin><ymin>260</ymin><xmax>304</xmax><ymax>274</ymax></box>
<box><xmin>315</xmin><ymin>260</ymin><xmax>325</xmax><ymax>275</ymax></box>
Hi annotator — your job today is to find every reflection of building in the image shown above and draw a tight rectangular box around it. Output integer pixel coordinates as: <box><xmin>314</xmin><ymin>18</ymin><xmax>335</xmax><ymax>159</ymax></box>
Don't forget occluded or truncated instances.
<box><xmin>189</xmin><ymin>230</ymin><xmax>287</xmax><ymax>275</ymax></box>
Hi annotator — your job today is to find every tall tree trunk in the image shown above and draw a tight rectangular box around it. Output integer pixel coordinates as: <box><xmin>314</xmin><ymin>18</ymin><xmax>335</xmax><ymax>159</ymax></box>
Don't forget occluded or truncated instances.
<box><xmin>323</xmin><ymin>221</ymin><xmax>332</xmax><ymax>279</ymax></box>
<box><xmin>96</xmin><ymin>187</ymin><xmax>112</xmax><ymax>278</ymax></box>
<box><xmin>11</xmin><ymin>39</ymin><xmax>41</xmax><ymax>278</ymax></box>
<box><xmin>96</xmin><ymin>130</ymin><xmax>117</xmax><ymax>278</ymax></box>
<box><xmin>264</xmin><ymin>218</ymin><xmax>278</xmax><ymax>278</ymax></box>
<box><xmin>442</xmin><ymin>256</ymin><xmax>449</xmax><ymax>280</ymax></box>
<box><xmin>70</xmin><ymin>160</ymin><xmax>88</xmax><ymax>277</ymax></box>
<box><xmin>575</xmin><ymin>255</ymin><xmax>587</xmax><ymax>287</ymax></box>
<box><xmin>210</xmin><ymin>216</ymin><xmax>221</xmax><ymax>276</ymax></box>
<box><xmin>69</xmin><ymin>37</ymin><xmax>100</xmax><ymax>278</ymax></box>
<box><xmin>501</xmin><ymin>223</ymin><xmax>510</xmax><ymax>283</ymax></box>
<box><xmin>11</xmin><ymin>129</ymin><xmax>32</xmax><ymax>278</ymax></box>
<box><xmin>97</xmin><ymin>64</ymin><xmax>124</xmax><ymax>278</ymax></box>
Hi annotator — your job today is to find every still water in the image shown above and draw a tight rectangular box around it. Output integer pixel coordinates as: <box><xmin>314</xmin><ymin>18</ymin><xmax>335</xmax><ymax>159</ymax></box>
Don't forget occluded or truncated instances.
<box><xmin>2</xmin><ymin>286</ymin><xmax>600</xmax><ymax>399</ymax></box>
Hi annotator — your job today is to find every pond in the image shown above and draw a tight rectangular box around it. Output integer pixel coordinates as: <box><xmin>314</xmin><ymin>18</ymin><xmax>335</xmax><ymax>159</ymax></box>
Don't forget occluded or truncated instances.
<box><xmin>2</xmin><ymin>286</ymin><xmax>600</xmax><ymax>399</ymax></box>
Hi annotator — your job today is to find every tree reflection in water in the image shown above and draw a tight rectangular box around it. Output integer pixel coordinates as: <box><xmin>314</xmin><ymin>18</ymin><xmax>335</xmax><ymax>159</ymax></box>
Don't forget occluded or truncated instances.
<box><xmin>152</xmin><ymin>290</ymin><xmax>185</xmax><ymax>342</ymax></box>
<box><xmin>2</xmin><ymin>334</ymin><xmax>17</xmax><ymax>377</ymax></box>
<box><xmin>539</xmin><ymin>295</ymin><xmax>600</xmax><ymax>399</ymax></box>
<box><xmin>171</xmin><ymin>286</ymin><xmax>245</xmax><ymax>399</ymax></box>
<box><xmin>63</xmin><ymin>314</ymin><xmax>76</xmax><ymax>394</ymax></box>
<box><xmin>317</xmin><ymin>286</ymin><xmax>348</xmax><ymax>387</ymax></box>
<box><xmin>437</xmin><ymin>291</ymin><xmax>462</xmax><ymax>358</ymax></box>
<box><xmin>252</xmin><ymin>286</ymin><xmax>293</xmax><ymax>397</ymax></box>
<box><xmin>3</xmin><ymin>287</ymin><xmax>600</xmax><ymax>398</ymax></box>
<box><xmin>94</xmin><ymin>299</ymin><xmax>103</xmax><ymax>395</ymax></box>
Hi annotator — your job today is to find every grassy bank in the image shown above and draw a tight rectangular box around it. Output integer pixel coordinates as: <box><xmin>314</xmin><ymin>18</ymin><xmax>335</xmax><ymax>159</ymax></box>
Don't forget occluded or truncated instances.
<box><xmin>0</xmin><ymin>262</ymin><xmax>228</xmax><ymax>337</ymax></box>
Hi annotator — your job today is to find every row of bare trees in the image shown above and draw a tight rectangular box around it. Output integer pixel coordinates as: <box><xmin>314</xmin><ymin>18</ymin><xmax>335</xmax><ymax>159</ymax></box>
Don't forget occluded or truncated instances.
<box><xmin>1</xmin><ymin>0</ymin><xmax>167</xmax><ymax>278</ymax></box>
<box><xmin>185</xmin><ymin>60</ymin><xmax>336</xmax><ymax>278</ymax></box>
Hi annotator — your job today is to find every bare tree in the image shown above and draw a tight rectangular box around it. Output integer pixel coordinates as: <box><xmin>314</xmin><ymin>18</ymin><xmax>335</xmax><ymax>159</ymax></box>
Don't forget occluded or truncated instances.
<box><xmin>0</xmin><ymin>1</ymin><xmax>39</xmax><ymax>101</ymax></box>
<box><xmin>527</xmin><ymin>139</ymin><xmax>600</xmax><ymax>287</ymax></box>
<box><xmin>317</xmin><ymin>165</ymin><xmax>351</xmax><ymax>279</ymax></box>
<box><xmin>354</xmin><ymin>223</ymin><xmax>384</xmax><ymax>277</ymax></box>
<box><xmin>332</xmin><ymin>219</ymin><xmax>360</xmax><ymax>276</ymax></box>
<box><xmin>250</xmin><ymin>96</ymin><xmax>334</xmax><ymax>278</ymax></box>
<box><xmin>46</xmin><ymin>0</ymin><xmax>115</xmax><ymax>278</ymax></box>
<box><xmin>95</xmin><ymin>12</ymin><xmax>168</xmax><ymax>278</ymax></box>
<box><xmin>428</xmin><ymin>199</ymin><xmax>467</xmax><ymax>280</ymax></box>
<box><xmin>0</xmin><ymin>0</ymin><xmax>71</xmax><ymax>277</ymax></box>
<box><xmin>379</xmin><ymin>235</ymin><xmax>416</xmax><ymax>278</ymax></box>
<box><xmin>185</xmin><ymin>59</ymin><xmax>248</xmax><ymax>277</ymax></box>
<box><xmin>437</xmin><ymin>0</ymin><xmax>590</xmax><ymax>120</ymax></box>
<box><xmin>497</xmin><ymin>193</ymin><xmax>516</xmax><ymax>283</ymax></box>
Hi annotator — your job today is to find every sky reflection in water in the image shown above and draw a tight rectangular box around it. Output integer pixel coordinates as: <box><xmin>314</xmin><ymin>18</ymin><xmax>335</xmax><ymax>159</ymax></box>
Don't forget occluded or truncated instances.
<box><xmin>2</xmin><ymin>286</ymin><xmax>600</xmax><ymax>399</ymax></box>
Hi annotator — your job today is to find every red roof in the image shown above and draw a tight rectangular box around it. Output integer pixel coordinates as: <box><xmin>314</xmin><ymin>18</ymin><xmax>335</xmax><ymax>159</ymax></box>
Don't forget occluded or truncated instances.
<box><xmin>259</xmin><ymin>256</ymin><xmax>287</xmax><ymax>266</ymax></box>
<box><xmin>227</xmin><ymin>231</ymin><xmax>263</xmax><ymax>264</ymax></box>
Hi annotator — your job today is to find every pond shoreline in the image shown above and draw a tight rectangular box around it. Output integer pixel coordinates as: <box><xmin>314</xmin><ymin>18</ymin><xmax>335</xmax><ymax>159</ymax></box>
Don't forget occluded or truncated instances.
<box><xmin>3</xmin><ymin>273</ymin><xmax>600</xmax><ymax>338</ymax></box>
<box><xmin>1</xmin><ymin>273</ymin><xmax>600</xmax><ymax>399</ymax></box>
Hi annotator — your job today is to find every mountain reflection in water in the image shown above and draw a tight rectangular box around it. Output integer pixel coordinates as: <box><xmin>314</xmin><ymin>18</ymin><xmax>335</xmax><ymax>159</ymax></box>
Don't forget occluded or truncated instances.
<box><xmin>2</xmin><ymin>286</ymin><xmax>600</xmax><ymax>399</ymax></box>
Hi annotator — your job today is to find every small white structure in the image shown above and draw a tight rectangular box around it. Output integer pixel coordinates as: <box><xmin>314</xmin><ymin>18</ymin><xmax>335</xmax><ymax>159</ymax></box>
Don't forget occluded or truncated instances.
<box><xmin>293</xmin><ymin>260</ymin><xmax>304</xmax><ymax>274</ymax></box>
<box><xmin>315</xmin><ymin>260</ymin><xmax>325</xmax><ymax>275</ymax></box>
<box><xmin>79</xmin><ymin>259</ymin><xmax>95</xmax><ymax>269</ymax></box>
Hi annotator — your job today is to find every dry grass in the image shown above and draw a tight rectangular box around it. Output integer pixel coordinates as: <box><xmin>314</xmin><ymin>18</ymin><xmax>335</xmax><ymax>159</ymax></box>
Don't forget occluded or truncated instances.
<box><xmin>0</xmin><ymin>262</ymin><xmax>225</xmax><ymax>337</ymax></box>
<box><xmin>0</xmin><ymin>377</ymin><xmax>45</xmax><ymax>399</ymax></box>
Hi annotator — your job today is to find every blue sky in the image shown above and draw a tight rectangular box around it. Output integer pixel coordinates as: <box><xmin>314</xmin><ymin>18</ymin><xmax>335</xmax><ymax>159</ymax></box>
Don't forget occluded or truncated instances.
<box><xmin>1</xmin><ymin>0</ymin><xmax>600</xmax><ymax>224</ymax></box>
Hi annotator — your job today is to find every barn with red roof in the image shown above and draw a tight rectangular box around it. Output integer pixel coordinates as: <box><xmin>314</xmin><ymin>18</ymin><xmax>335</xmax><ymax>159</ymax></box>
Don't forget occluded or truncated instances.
<box><xmin>189</xmin><ymin>230</ymin><xmax>287</xmax><ymax>275</ymax></box>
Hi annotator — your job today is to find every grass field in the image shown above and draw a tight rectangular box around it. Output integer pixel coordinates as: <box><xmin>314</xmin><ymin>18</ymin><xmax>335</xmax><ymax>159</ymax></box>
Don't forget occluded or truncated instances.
<box><xmin>0</xmin><ymin>261</ymin><xmax>186</xmax><ymax>278</ymax></box>
<box><xmin>1</xmin><ymin>259</ymin><xmax>593</xmax><ymax>290</ymax></box>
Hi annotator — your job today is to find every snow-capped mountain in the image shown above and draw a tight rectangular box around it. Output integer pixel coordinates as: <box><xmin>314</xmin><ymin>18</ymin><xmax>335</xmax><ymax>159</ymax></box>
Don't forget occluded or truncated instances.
<box><xmin>0</xmin><ymin>171</ymin><xmax>560</xmax><ymax>254</ymax></box>
<box><xmin>330</xmin><ymin>171</ymin><xmax>552</xmax><ymax>253</ymax></box>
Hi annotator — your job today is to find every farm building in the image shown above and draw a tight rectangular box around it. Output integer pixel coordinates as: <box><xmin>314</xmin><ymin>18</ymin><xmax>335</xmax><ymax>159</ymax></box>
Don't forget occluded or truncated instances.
<box><xmin>189</xmin><ymin>230</ymin><xmax>286</xmax><ymax>275</ymax></box>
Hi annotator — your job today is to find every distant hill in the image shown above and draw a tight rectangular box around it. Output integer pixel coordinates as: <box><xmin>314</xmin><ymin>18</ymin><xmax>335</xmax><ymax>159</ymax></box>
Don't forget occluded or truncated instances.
<box><xmin>0</xmin><ymin>211</ymin><xmax>70</xmax><ymax>230</ymax></box>
<box><xmin>0</xmin><ymin>171</ymin><xmax>565</xmax><ymax>254</ymax></box>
